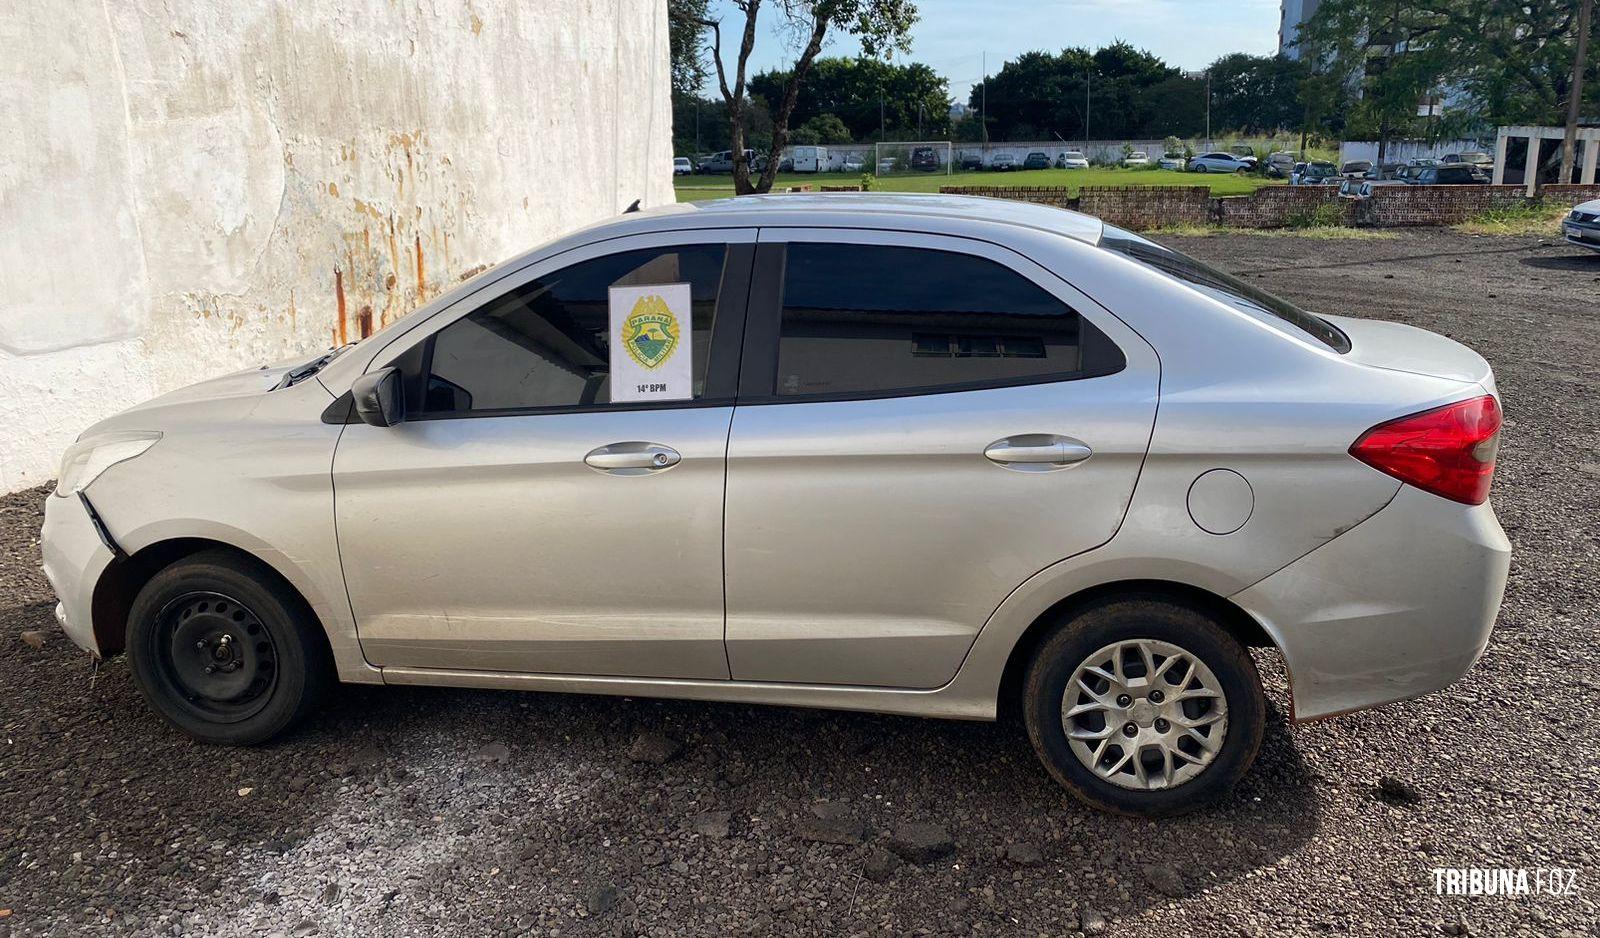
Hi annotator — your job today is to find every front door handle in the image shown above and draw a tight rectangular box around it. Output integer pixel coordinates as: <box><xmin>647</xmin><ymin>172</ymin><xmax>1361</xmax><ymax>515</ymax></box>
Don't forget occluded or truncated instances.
<box><xmin>583</xmin><ymin>442</ymin><xmax>681</xmax><ymax>475</ymax></box>
<box><xmin>984</xmin><ymin>434</ymin><xmax>1092</xmax><ymax>471</ymax></box>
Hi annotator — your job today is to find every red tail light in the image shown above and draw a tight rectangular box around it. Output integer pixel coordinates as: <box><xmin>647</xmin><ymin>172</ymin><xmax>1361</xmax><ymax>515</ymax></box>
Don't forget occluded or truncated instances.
<box><xmin>1349</xmin><ymin>395</ymin><xmax>1501</xmax><ymax>505</ymax></box>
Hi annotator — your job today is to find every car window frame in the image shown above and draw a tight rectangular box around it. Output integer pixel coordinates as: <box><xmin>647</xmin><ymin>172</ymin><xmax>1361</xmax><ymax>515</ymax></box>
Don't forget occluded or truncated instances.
<box><xmin>365</xmin><ymin>229</ymin><xmax>758</xmax><ymax>422</ymax></box>
<box><xmin>736</xmin><ymin>228</ymin><xmax>1128</xmax><ymax>405</ymax></box>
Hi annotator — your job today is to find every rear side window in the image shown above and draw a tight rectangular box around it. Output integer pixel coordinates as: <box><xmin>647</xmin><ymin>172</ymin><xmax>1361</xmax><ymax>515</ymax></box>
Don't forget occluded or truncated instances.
<box><xmin>773</xmin><ymin>243</ymin><xmax>1122</xmax><ymax>398</ymax></box>
<box><xmin>417</xmin><ymin>245</ymin><xmax>727</xmax><ymax>415</ymax></box>
<box><xmin>1098</xmin><ymin>227</ymin><xmax>1350</xmax><ymax>352</ymax></box>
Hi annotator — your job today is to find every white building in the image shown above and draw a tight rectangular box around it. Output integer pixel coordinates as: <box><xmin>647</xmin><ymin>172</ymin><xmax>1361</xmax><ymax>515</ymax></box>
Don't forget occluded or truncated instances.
<box><xmin>1279</xmin><ymin>0</ymin><xmax>1321</xmax><ymax>60</ymax></box>
<box><xmin>0</xmin><ymin>0</ymin><xmax>673</xmax><ymax>492</ymax></box>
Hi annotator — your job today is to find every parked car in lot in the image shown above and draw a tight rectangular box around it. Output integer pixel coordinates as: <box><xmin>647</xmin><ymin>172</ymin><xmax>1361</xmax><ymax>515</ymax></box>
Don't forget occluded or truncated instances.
<box><xmin>790</xmin><ymin>146</ymin><xmax>828</xmax><ymax>173</ymax></box>
<box><xmin>1263</xmin><ymin>152</ymin><xmax>1297</xmax><ymax>178</ymax></box>
<box><xmin>1353</xmin><ymin>179</ymin><xmax>1405</xmax><ymax>199</ymax></box>
<box><xmin>41</xmin><ymin>193</ymin><xmax>1510</xmax><ymax>818</ymax></box>
<box><xmin>673</xmin><ymin>157</ymin><xmax>693</xmax><ymax>176</ymax></box>
<box><xmin>1442</xmin><ymin>152</ymin><xmax>1494</xmax><ymax>174</ymax></box>
<box><xmin>1188</xmin><ymin>152</ymin><xmax>1254</xmax><ymax>174</ymax></box>
<box><xmin>876</xmin><ymin>157</ymin><xmax>897</xmax><ymax>174</ymax></box>
<box><xmin>911</xmin><ymin>146</ymin><xmax>941</xmax><ymax>172</ymax></box>
<box><xmin>1337</xmin><ymin>178</ymin><xmax>1365</xmax><ymax>199</ymax></box>
<box><xmin>958</xmin><ymin>152</ymin><xmax>984</xmax><ymax>171</ymax></box>
<box><xmin>1339</xmin><ymin>160</ymin><xmax>1373</xmax><ymax>178</ymax></box>
<box><xmin>1290</xmin><ymin>161</ymin><xmax>1339</xmax><ymax>185</ymax></box>
<box><xmin>1563</xmin><ymin>198</ymin><xmax>1600</xmax><ymax>251</ymax></box>
<box><xmin>1122</xmin><ymin>150</ymin><xmax>1151</xmax><ymax>168</ymax></box>
<box><xmin>842</xmin><ymin>155</ymin><xmax>864</xmax><ymax>173</ymax></box>
<box><xmin>990</xmin><ymin>152</ymin><xmax>1017</xmax><ymax>171</ymax></box>
<box><xmin>1157</xmin><ymin>151</ymin><xmax>1186</xmax><ymax>171</ymax></box>
<box><xmin>1024</xmin><ymin>151</ymin><xmax>1052</xmax><ymax>170</ymax></box>
<box><xmin>698</xmin><ymin>150</ymin><xmax>767</xmax><ymax>174</ymax></box>
<box><xmin>1406</xmin><ymin>165</ymin><xmax>1488</xmax><ymax>185</ymax></box>
<box><xmin>1058</xmin><ymin>150</ymin><xmax>1090</xmax><ymax>169</ymax></box>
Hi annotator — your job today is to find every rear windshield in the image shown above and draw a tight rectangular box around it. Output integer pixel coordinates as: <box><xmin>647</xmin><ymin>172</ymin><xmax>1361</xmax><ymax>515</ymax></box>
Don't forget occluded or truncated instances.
<box><xmin>1098</xmin><ymin>227</ymin><xmax>1351</xmax><ymax>352</ymax></box>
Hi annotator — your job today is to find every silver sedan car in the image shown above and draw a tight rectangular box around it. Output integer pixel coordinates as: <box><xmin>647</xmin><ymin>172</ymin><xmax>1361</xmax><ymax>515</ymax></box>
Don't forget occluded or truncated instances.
<box><xmin>40</xmin><ymin>194</ymin><xmax>1509</xmax><ymax>816</ymax></box>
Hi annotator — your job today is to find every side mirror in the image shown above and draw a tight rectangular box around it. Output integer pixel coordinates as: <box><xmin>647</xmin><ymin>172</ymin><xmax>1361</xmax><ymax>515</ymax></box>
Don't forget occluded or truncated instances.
<box><xmin>351</xmin><ymin>367</ymin><xmax>405</xmax><ymax>428</ymax></box>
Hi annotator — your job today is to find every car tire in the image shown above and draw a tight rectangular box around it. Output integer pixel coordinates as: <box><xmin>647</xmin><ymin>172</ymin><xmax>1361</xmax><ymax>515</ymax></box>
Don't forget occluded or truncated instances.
<box><xmin>1192</xmin><ymin>164</ymin><xmax>1207</xmax><ymax>174</ymax></box>
<box><xmin>126</xmin><ymin>550</ymin><xmax>334</xmax><ymax>745</ymax></box>
<box><xmin>1022</xmin><ymin>596</ymin><xmax>1266</xmax><ymax>817</ymax></box>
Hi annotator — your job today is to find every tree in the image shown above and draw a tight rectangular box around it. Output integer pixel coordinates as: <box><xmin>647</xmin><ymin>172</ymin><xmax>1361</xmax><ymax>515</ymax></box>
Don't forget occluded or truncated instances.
<box><xmin>1205</xmin><ymin>53</ymin><xmax>1310</xmax><ymax>134</ymax></box>
<box><xmin>789</xmin><ymin>112</ymin><xmax>854</xmax><ymax>144</ymax></box>
<box><xmin>967</xmin><ymin>43</ymin><xmax>1197</xmax><ymax>142</ymax></box>
<box><xmin>750</xmin><ymin>57</ymin><xmax>950</xmax><ymax>141</ymax></box>
<box><xmin>1300</xmin><ymin>0</ymin><xmax>1600</xmax><ymax>134</ymax></box>
<box><xmin>700</xmin><ymin>0</ymin><xmax>918</xmax><ymax>194</ymax></box>
<box><xmin>669</xmin><ymin>0</ymin><xmax>711</xmax><ymax>99</ymax></box>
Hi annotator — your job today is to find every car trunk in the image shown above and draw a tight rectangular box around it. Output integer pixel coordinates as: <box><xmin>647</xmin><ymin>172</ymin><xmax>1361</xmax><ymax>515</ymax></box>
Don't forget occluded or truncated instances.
<box><xmin>1322</xmin><ymin>314</ymin><xmax>1496</xmax><ymax>392</ymax></box>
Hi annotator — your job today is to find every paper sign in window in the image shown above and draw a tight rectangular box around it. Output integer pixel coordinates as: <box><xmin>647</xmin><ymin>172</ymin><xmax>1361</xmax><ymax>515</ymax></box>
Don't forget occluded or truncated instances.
<box><xmin>609</xmin><ymin>283</ymin><xmax>693</xmax><ymax>402</ymax></box>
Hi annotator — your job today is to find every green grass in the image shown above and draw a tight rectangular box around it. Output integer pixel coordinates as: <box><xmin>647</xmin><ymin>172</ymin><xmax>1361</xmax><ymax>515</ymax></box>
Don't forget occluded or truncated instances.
<box><xmin>673</xmin><ymin>166</ymin><xmax>1282</xmax><ymax>202</ymax></box>
<box><xmin>1453</xmin><ymin>201</ymin><xmax>1571</xmax><ymax>237</ymax></box>
<box><xmin>1145</xmin><ymin>223</ymin><xmax>1396</xmax><ymax>240</ymax></box>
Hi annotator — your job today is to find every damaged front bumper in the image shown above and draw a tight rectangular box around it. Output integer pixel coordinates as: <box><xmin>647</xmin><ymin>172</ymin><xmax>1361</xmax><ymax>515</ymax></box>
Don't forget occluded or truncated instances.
<box><xmin>40</xmin><ymin>492</ymin><xmax>119</xmax><ymax>657</ymax></box>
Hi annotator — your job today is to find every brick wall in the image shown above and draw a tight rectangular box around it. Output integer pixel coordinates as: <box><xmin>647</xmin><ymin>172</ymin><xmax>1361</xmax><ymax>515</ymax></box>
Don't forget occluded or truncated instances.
<box><xmin>937</xmin><ymin>186</ymin><xmax>1073</xmax><ymax>208</ymax></box>
<box><xmin>1216</xmin><ymin>186</ymin><xmax>1351</xmax><ymax>227</ymax></box>
<box><xmin>1358</xmin><ymin>184</ymin><xmax>1600</xmax><ymax>226</ymax></box>
<box><xmin>937</xmin><ymin>182</ymin><xmax>1600</xmax><ymax>230</ymax></box>
<box><xmin>1077</xmin><ymin>186</ymin><xmax>1211</xmax><ymax>229</ymax></box>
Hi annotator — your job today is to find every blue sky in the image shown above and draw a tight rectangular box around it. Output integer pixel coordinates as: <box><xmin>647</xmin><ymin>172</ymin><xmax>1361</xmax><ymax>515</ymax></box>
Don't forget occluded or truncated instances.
<box><xmin>705</xmin><ymin>0</ymin><xmax>1284</xmax><ymax>101</ymax></box>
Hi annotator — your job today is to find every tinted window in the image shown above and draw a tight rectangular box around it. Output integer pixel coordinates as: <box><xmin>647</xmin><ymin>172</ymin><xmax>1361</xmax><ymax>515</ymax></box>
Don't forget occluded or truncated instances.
<box><xmin>420</xmin><ymin>245</ymin><xmax>727</xmax><ymax>414</ymax></box>
<box><xmin>773</xmin><ymin>243</ymin><xmax>1117</xmax><ymax>397</ymax></box>
<box><xmin>1098</xmin><ymin>227</ymin><xmax>1351</xmax><ymax>353</ymax></box>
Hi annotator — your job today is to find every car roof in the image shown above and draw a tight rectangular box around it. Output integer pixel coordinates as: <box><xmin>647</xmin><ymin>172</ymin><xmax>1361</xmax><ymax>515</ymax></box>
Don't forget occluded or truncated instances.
<box><xmin>547</xmin><ymin>193</ymin><xmax>1107</xmax><ymax>250</ymax></box>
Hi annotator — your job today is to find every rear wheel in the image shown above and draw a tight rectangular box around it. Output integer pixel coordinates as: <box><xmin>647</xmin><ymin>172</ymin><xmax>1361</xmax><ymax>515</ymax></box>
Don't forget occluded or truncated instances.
<box><xmin>126</xmin><ymin>550</ymin><xmax>333</xmax><ymax>745</ymax></box>
<box><xmin>1192</xmin><ymin>164</ymin><xmax>1207</xmax><ymax>173</ymax></box>
<box><xmin>1022</xmin><ymin>597</ymin><xmax>1265</xmax><ymax>817</ymax></box>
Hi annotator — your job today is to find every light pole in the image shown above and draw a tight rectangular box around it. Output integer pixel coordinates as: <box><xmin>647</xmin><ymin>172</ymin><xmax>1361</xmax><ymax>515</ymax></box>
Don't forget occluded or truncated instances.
<box><xmin>1084</xmin><ymin>67</ymin><xmax>1093</xmax><ymax>154</ymax></box>
<box><xmin>1205</xmin><ymin>70</ymin><xmax>1211</xmax><ymax>149</ymax></box>
<box><xmin>981</xmin><ymin>51</ymin><xmax>989</xmax><ymax>146</ymax></box>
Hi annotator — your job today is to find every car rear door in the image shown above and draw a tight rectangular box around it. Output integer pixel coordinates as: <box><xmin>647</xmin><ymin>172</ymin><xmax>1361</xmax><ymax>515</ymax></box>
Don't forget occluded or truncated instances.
<box><xmin>722</xmin><ymin>230</ymin><xmax>1160</xmax><ymax>689</ymax></box>
<box><xmin>332</xmin><ymin>231</ymin><xmax>755</xmax><ymax>679</ymax></box>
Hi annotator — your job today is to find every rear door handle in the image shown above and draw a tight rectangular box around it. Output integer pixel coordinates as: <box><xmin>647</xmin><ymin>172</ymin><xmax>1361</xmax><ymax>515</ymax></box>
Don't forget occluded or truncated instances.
<box><xmin>984</xmin><ymin>434</ymin><xmax>1092</xmax><ymax>471</ymax></box>
<box><xmin>583</xmin><ymin>442</ymin><xmax>681</xmax><ymax>475</ymax></box>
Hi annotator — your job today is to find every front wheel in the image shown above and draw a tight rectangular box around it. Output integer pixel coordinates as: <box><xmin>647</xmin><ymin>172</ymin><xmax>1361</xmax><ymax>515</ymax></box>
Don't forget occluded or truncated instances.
<box><xmin>1022</xmin><ymin>597</ymin><xmax>1265</xmax><ymax>817</ymax></box>
<box><xmin>126</xmin><ymin>550</ymin><xmax>333</xmax><ymax>745</ymax></box>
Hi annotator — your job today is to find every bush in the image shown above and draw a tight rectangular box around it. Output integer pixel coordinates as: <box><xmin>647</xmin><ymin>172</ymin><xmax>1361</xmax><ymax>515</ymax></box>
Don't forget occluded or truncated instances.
<box><xmin>1285</xmin><ymin>202</ymin><xmax>1348</xmax><ymax>229</ymax></box>
<box><xmin>860</xmin><ymin>172</ymin><xmax>876</xmax><ymax>191</ymax></box>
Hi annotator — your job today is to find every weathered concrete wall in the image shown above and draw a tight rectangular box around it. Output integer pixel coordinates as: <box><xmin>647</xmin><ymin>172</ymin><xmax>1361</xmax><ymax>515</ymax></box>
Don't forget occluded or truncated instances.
<box><xmin>0</xmin><ymin>0</ymin><xmax>672</xmax><ymax>492</ymax></box>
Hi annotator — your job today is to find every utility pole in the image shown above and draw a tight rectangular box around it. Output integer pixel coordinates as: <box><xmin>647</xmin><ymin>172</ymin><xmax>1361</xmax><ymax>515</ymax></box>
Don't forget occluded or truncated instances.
<box><xmin>1561</xmin><ymin>0</ymin><xmax>1594</xmax><ymax>184</ymax></box>
<box><xmin>981</xmin><ymin>51</ymin><xmax>989</xmax><ymax>146</ymax></box>
<box><xmin>1205</xmin><ymin>71</ymin><xmax>1211</xmax><ymax>148</ymax></box>
<box><xmin>1084</xmin><ymin>68</ymin><xmax>1092</xmax><ymax>152</ymax></box>
<box><xmin>880</xmin><ymin>92</ymin><xmax>886</xmax><ymax>141</ymax></box>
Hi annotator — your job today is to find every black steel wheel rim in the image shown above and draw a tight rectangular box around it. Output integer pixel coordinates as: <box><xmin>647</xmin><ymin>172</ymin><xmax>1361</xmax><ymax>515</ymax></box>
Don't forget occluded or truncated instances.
<box><xmin>151</xmin><ymin>591</ymin><xmax>279</xmax><ymax>723</ymax></box>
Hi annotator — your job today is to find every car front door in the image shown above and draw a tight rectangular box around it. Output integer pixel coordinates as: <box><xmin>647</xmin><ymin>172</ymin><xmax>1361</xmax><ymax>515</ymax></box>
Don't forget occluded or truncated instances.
<box><xmin>722</xmin><ymin>230</ymin><xmax>1160</xmax><ymax>689</ymax></box>
<box><xmin>332</xmin><ymin>231</ymin><xmax>755</xmax><ymax>679</ymax></box>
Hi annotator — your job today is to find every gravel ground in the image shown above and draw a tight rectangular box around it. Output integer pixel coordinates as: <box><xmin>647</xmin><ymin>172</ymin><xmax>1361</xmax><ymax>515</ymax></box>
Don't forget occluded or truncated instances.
<box><xmin>2</xmin><ymin>229</ymin><xmax>1597</xmax><ymax>938</ymax></box>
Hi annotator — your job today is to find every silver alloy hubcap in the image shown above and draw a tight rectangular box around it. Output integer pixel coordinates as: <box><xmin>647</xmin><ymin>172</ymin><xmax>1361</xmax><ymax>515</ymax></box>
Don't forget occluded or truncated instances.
<box><xmin>1062</xmin><ymin>639</ymin><xmax>1228</xmax><ymax>791</ymax></box>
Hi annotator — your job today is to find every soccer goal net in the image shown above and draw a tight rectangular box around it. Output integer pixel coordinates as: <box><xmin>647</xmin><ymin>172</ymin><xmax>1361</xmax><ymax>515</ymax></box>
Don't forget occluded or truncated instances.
<box><xmin>872</xmin><ymin>141</ymin><xmax>952</xmax><ymax>176</ymax></box>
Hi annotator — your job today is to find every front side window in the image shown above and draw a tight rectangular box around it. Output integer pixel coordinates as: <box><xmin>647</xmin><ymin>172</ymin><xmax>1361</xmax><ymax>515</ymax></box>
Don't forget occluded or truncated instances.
<box><xmin>416</xmin><ymin>245</ymin><xmax>728</xmax><ymax>415</ymax></box>
<box><xmin>772</xmin><ymin>243</ymin><xmax>1120</xmax><ymax>398</ymax></box>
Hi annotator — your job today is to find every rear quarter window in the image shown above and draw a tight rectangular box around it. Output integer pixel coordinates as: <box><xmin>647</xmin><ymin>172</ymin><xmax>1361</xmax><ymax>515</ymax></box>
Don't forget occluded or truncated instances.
<box><xmin>1098</xmin><ymin>228</ymin><xmax>1350</xmax><ymax>353</ymax></box>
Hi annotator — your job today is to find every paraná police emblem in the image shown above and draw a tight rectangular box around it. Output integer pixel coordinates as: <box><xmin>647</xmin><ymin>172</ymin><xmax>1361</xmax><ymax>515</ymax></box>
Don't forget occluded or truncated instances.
<box><xmin>621</xmin><ymin>295</ymin><xmax>680</xmax><ymax>370</ymax></box>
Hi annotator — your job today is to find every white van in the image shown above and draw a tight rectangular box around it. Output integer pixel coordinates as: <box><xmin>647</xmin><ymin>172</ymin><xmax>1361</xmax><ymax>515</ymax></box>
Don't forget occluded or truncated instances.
<box><xmin>791</xmin><ymin>146</ymin><xmax>828</xmax><ymax>173</ymax></box>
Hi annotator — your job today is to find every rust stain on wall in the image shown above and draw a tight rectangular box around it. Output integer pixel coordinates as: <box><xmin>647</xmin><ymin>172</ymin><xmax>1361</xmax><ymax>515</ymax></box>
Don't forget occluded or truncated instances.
<box><xmin>356</xmin><ymin>305</ymin><xmax>373</xmax><ymax>338</ymax></box>
<box><xmin>415</xmin><ymin>234</ymin><xmax>426</xmax><ymax>296</ymax></box>
<box><xmin>334</xmin><ymin>267</ymin><xmax>348</xmax><ymax>345</ymax></box>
